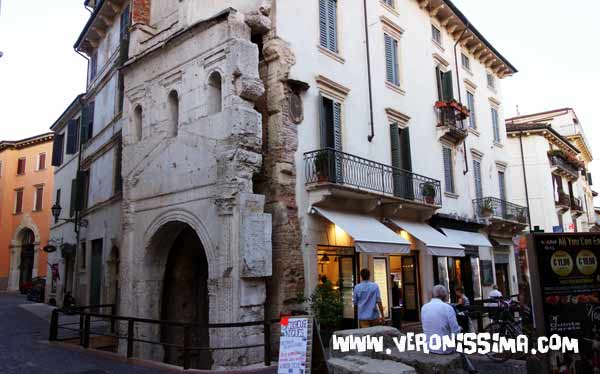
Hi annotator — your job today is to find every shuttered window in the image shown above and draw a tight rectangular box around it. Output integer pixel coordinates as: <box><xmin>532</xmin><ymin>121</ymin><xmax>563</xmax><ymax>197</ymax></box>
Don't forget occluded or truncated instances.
<box><xmin>442</xmin><ymin>147</ymin><xmax>454</xmax><ymax>193</ymax></box>
<box><xmin>467</xmin><ymin>92</ymin><xmax>476</xmax><ymax>128</ymax></box>
<box><xmin>51</xmin><ymin>133</ymin><xmax>65</xmax><ymax>167</ymax></box>
<box><xmin>319</xmin><ymin>0</ymin><xmax>338</xmax><ymax>53</ymax></box>
<box><xmin>70</xmin><ymin>179</ymin><xmax>77</xmax><ymax>217</ymax></box>
<box><xmin>34</xmin><ymin>186</ymin><xmax>44</xmax><ymax>211</ymax></box>
<box><xmin>37</xmin><ymin>153</ymin><xmax>46</xmax><ymax>171</ymax></box>
<box><xmin>0</xmin><ymin>161</ymin><xmax>3</xmax><ymax>177</ymax></box>
<box><xmin>81</xmin><ymin>102</ymin><xmax>95</xmax><ymax>144</ymax></box>
<box><xmin>17</xmin><ymin>158</ymin><xmax>26</xmax><ymax>175</ymax></box>
<box><xmin>473</xmin><ymin>159</ymin><xmax>483</xmax><ymax>200</ymax></box>
<box><xmin>390</xmin><ymin>124</ymin><xmax>413</xmax><ymax>198</ymax></box>
<box><xmin>431</xmin><ymin>25</ymin><xmax>442</xmax><ymax>44</ymax></box>
<box><xmin>384</xmin><ymin>33</ymin><xmax>400</xmax><ymax>86</ymax></box>
<box><xmin>498</xmin><ymin>171</ymin><xmax>506</xmax><ymax>201</ymax></box>
<box><xmin>14</xmin><ymin>189</ymin><xmax>24</xmax><ymax>214</ymax></box>
<box><xmin>461</xmin><ymin>53</ymin><xmax>470</xmax><ymax>70</ymax></box>
<box><xmin>491</xmin><ymin>108</ymin><xmax>500</xmax><ymax>142</ymax></box>
<box><xmin>487</xmin><ymin>73</ymin><xmax>495</xmax><ymax>88</ymax></box>
<box><xmin>436</xmin><ymin>68</ymin><xmax>454</xmax><ymax>102</ymax></box>
<box><xmin>66</xmin><ymin>119</ymin><xmax>79</xmax><ymax>154</ymax></box>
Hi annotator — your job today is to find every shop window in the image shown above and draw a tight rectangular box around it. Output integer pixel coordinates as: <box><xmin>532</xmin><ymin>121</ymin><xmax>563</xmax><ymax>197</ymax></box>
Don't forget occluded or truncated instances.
<box><xmin>317</xmin><ymin>246</ymin><xmax>355</xmax><ymax>324</ymax></box>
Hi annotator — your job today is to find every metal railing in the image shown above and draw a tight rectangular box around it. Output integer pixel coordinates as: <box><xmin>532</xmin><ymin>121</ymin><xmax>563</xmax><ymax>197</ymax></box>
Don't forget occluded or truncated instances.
<box><xmin>49</xmin><ymin>303</ymin><xmax>276</xmax><ymax>370</ymax></box>
<box><xmin>437</xmin><ymin>106</ymin><xmax>468</xmax><ymax>131</ymax></box>
<box><xmin>549</xmin><ymin>155</ymin><xmax>579</xmax><ymax>177</ymax></box>
<box><xmin>571</xmin><ymin>197</ymin><xmax>584</xmax><ymax>212</ymax></box>
<box><xmin>304</xmin><ymin>148</ymin><xmax>442</xmax><ymax>206</ymax></box>
<box><xmin>473</xmin><ymin>197</ymin><xmax>528</xmax><ymax>224</ymax></box>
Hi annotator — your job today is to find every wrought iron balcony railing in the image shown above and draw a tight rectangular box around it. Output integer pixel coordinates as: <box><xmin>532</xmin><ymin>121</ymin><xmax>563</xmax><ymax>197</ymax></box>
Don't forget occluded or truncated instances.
<box><xmin>549</xmin><ymin>155</ymin><xmax>579</xmax><ymax>178</ymax></box>
<box><xmin>473</xmin><ymin>197</ymin><xmax>529</xmax><ymax>224</ymax></box>
<box><xmin>304</xmin><ymin>148</ymin><xmax>442</xmax><ymax>206</ymax></box>
<box><xmin>571</xmin><ymin>197</ymin><xmax>584</xmax><ymax>213</ymax></box>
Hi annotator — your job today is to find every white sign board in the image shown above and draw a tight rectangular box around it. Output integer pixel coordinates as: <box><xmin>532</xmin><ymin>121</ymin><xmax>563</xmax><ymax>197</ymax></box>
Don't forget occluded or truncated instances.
<box><xmin>277</xmin><ymin>317</ymin><xmax>311</xmax><ymax>374</ymax></box>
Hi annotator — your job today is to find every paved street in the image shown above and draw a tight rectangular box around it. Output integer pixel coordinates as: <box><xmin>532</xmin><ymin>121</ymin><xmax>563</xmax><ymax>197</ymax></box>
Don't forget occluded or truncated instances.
<box><xmin>0</xmin><ymin>292</ymin><xmax>170</xmax><ymax>374</ymax></box>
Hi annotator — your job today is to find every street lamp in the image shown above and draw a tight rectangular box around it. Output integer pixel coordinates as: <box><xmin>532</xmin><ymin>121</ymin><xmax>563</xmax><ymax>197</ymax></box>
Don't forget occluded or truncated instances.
<box><xmin>51</xmin><ymin>202</ymin><xmax>88</xmax><ymax>228</ymax></box>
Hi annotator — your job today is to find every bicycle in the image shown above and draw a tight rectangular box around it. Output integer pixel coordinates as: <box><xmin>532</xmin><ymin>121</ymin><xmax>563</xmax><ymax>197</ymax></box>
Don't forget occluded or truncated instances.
<box><xmin>483</xmin><ymin>296</ymin><xmax>532</xmax><ymax>362</ymax></box>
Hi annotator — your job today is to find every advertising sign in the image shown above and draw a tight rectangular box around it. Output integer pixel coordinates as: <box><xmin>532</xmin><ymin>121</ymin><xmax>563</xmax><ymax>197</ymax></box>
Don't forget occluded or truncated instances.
<box><xmin>533</xmin><ymin>233</ymin><xmax>600</xmax><ymax>339</ymax></box>
<box><xmin>277</xmin><ymin>317</ymin><xmax>312</xmax><ymax>374</ymax></box>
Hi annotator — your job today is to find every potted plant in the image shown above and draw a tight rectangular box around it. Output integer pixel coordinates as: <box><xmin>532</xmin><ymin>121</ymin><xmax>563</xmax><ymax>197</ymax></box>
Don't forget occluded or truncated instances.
<box><xmin>517</xmin><ymin>210</ymin><xmax>528</xmax><ymax>224</ymax></box>
<box><xmin>314</xmin><ymin>151</ymin><xmax>330</xmax><ymax>182</ymax></box>
<box><xmin>479</xmin><ymin>199</ymin><xmax>494</xmax><ymax>217</ymax></box>
<box><xmin>421</xmin><ymin>182</ymin><xmax>437</xmax><ymax>204</ymax></box>
<box><xmin>309</xmin><ymin>278</ymin><xmax>343</xmax><ymax>346</ymax></box>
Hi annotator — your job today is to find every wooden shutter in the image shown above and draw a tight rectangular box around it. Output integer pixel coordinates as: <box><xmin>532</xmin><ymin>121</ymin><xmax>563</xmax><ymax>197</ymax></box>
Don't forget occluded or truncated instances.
<box><xmin>38</xmin><ymin>153</ymin><xmax>46</xmax><ymax>170</ymax></box>
<box><xmin>17</xmin><ymin>158</ymin><xmax>26</xmax><ymax>175</ymax></box>
<box><xmin>327</xmin><ymin>0</ymin><xmax>337</xmax><ymax>52</ymax></box>
<box><xmin>70</xmin><ymin>179</ymin><xmax>77</xmax><ymax>217</ymax></box>
<box><xmin>588</xmin><ymin>173</ymin><xmax>593</xmax><ymax>186</ymax></box>
<box><xmin>473</xmin><ymin>160</ymin><xmax>483</xmax><ymax>200</ymax></box>
<box><xmin>319</xmin><ymin>0</ymin><xmax>328</xmax><ymax>48</ymax></box>
<box><xmin>81</xmin><ymin>102</ymin><xmax>95</xmax><ymax>144</ymax></box>
<box><xmin>443</xmin><ymin>147</ymin><xmax>454</xmax><ymax>193</ymax></box>
<box><xmin>15</xmin><ymin>190</ymin><xmax>23</xmax><ymax>213</ymax></box>
<box><xmin>400</xmin><ymin>127</ymin><xmax>412</xmax><ymax>171</ymax></box>
<box><xmin>385</xmin><ymin>34</ymin><xmax>395</xmax><ymax>84</ymax></box>
<box><xmin>435</xmin><ymin>67</ymin><xmax>443</xmax><ymax>101</ymax></box>
<box><xmin>333</xmin><ymin>101</ymin><xmax>343</xmax><ymax>183</ymax></box>
<box><xmin>442</xmin><ymin>71</ymin><xmax>454</xmax><ymax>101</ymax></box>
<box><xmin>75</xmin><ymin>171</ymin><xmax>88</xmax><ymax>211</ymax></box>
<box><xmin>319</xmin><ymin>94</ymin><xmax>329</xmax><ymax>149</ymax></box>
<box><xmin>52</xmin><ymin>134</ymin><xmax>64</xmax><ymax>166</ymax></box>
<box><xmin>390</xmin><ymin>124</ymin><xmax>402</xmax><ymax>197</ymax></box>
<box><xmin>491</xmin><ymin>108</ymin><xmax>500</xmax><ymax>142</ymax></box>
<box><xmin>35</xmin><ymin>186</ymin><xmax>44</xmax><ymax>211</ymax></box>
<box><xmin>66</xmin><ymin>119</ymin><xmax>79</xmax><ymax>154</ymax></box>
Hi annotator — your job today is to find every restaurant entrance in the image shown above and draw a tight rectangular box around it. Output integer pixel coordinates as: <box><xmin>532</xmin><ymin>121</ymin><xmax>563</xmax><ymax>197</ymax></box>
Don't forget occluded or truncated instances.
<box><xmin>390</xmin><ymin>254</ymin><xmax>421</xmax><ymax>321</ymax></box>
<box><xmin>317</xmin><ymin>246</ymin><xmax>356</xmax><ymax>329</ymax></box>
<box><xmin>433</xmin><ymin>247</ymin><xmax>483</xmax><ymax>303</ymax></box>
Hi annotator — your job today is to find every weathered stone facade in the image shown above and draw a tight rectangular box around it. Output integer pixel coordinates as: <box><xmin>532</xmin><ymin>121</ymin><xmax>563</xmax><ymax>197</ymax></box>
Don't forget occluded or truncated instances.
<box><xmin>120</xmin><ymin>8</ymin><xmax>272</xmax><ymax>368</ymax></box>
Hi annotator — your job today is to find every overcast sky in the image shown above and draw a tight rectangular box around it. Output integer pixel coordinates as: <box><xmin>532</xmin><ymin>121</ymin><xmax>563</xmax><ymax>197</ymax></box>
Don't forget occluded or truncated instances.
<box><xmin>1</xmin><ymin>0</ymin><xmax>598</xmax><ymax>200</ymax></box>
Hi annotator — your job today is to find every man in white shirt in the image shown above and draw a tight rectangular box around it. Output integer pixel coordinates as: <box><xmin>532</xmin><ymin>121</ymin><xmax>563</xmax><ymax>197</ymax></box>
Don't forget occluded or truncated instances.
<box><xmin>489</xmin><ymin>284</ymin><xmax>502</xmax><ymax>299</ymax></box>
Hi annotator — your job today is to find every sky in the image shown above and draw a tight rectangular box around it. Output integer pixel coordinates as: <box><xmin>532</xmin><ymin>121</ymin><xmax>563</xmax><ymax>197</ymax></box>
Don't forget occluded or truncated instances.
<box><xmin>1</xmin><ymin>1</ymin><xmax>599</xmax><ymax>198</ymax></box>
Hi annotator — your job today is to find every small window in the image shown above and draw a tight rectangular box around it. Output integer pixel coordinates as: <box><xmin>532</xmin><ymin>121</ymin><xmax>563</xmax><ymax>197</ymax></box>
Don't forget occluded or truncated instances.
<box><xmin>207</xmin><ymin>72</ymin><xmax>222</xmax><ymax>115</ymax></box>
<box><xmin>14</xmin><ymin>189</ymin><xmax>24</xmax><ymax>214</ymax></box>
<box><xmin>442</xmin><ymin>146</ymin><xmax>454</xmax><ymax>193</ymax></box>
<box><xmin>168</xmin><ymin>90</ymin><xmax>179</xmax><ymax>137</ymax></box>
<box><xmin>37</xmin><ymin>153</ymin><xmax>46</xmax><ymax>171</ymax></box>
<box><xmin>431</xmin><ymin>25</ymin><xmax>442</xmax><ymax>45</ymax></box>
<box><xmin>34</xmin><ymin>186</ymin><xmax>44</xmax><ymax>211</ymax></box>
<box><xmin>319</xmin><ymin>0</ymin><xmax>338</xmax><ymax>53</ymax></box>
<box><xmin>382</xmin><ymin>0</ymin><xmax>395</xmax><ymax>8</ymax></box>
<box><xmin>0</xmin><ymin>161</ymin><xmax>3</xmax><ymax>177</ymax></box>
<box><xmin>384</xmin><ymin>33</ymin><xmax>400</xmax><ymax>86</ymax></box>
<box><xmin>466</xmin><ymin>91</ymin><xmax>476</xmax><ymax>129</ymax></box>
<box><xmin>487</xmin><ymin>73</ymin><xmax>495</xmax><ymax>88</ymax></box>
<box><xmin>133</xmin><ymin>105</ymin><xmax>143</xmax><ymax>141</ymax></box>
<box><xmin>473</xmin><ymin>159</ymin><xmax>483</xmax><ymax>201</ymax></box>
<box><xmin>461</xmin><ymin>53</ymin><xmax>470</xmax><ymax>71</ymax></box>
<box><xmin>17</xmin><ymin>157</ymin><xmax>26</xmax><ymax>175</ymax></box>
<box><xmin>491</xmin><ymin>107</ymin><xmax>500</xmax><ymax>143</ymax></box>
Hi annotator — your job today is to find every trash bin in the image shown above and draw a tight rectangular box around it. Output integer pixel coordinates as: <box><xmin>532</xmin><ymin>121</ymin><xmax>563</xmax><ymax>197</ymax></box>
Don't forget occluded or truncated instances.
<box><xmin>391</xmin><ymin>306</ymin><xmax>403</xmax><ymax>329</ymax></box>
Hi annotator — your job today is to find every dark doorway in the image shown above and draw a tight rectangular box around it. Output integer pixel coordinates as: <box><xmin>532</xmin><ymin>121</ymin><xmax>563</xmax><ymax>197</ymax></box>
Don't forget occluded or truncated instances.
<box><xmin>19</xmin><ymin>229</ymin><xmax>35</xmax><ymax>290</ymax></box>
<box><xmin>390</xmin><ymin>253</ymin><xmax>420</xmax><ymax>322</ymax></box>
<box><xmin>90</xmin><ymin>239</ymin><xmax>103</xmax><ymax>307</ymax></box>
<box><xmin>495</xmin><ymin>263</ymin><xmax>510</xmax><ymax>297</ymax></box>
<box><xmin>161</xmin><ymin>226</ymin><xmax>211</xmax><ymax>369</ymax></box>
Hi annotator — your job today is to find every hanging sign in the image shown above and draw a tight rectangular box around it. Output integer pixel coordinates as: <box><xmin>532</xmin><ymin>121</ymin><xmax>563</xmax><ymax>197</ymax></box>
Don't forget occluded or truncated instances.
<box><xmin>277</xmin><ymin>316</ymin><xmax>312</xmax><ymax>374</ymax></box>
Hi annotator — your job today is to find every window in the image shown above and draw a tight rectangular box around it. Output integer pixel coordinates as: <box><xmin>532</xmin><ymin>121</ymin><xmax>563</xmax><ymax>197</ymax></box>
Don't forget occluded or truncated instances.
<box><xmin>17</xmin><ymin>157</ymin><xmax>26</xmax><ymax>175</ymax></box>
<box><xmin>466</xmin><ymin>91</ymin><xmax>476</xmax><ymax>129</ymax></box>
<box><xmin>56</xmin><ymin>189</ymin><xmax>61</xmax><ymax>208</ymax></box>
<box><xmin>473</xmin><ymin>159</ymin><xmax>483</xmax><ymax>201</ymax></box>
<box><xmin>382</xmin><ymin>0</ymin><xmax>395</xmax><ymax>8</ymax></box>
<box><xmin>432</xmin><ymin>25</ymin><xmax>442</xmax><ymax>44</ymax></box>
<box><xmin>207</xmin><ymin>72</ymin><xmax>222</xmax><ymax>115</ymax></box>
<box><xmin>14</xmin><ymin>189</ymin><xmax>24</xmax><ymax>214</ymax></box>
<box><xmin>66</xmin><ymin>119</ymin><xmax>80</xmax><ymax>155</ymax></box>
<box><xmin>81</xmin><ymin>102</ymin><xmax>95</xmax><ymax>144</ymax></box>
<box><xmin>487</xmin><ymin>73</ymin><xmax>495</xmax><ymax>88</ymax></box>
<box><xmin>390</xmin><ymin>124</ymin><xmax>412</xmax><ymax>198</ymax></box>
<box><xmin>461</xmin><ymin>53</ymin><xmax>470</xmax><ymax>71</ymax></box>
<box><xmin>90</xmin><ymin>51</ymin><xmax>98</xmax><ymax>81</ymax></box>
<box><xmin>384</xmin><ymin>33</ymin><xmax>400</xmax><ymax>86</ymax></box>
<box><xmin>491</xmin><ymin>108</ymin><xmax>500</xmax><ymax>142</ymax></box>
<box><xmin>0</xmin><ymin>161</ymin><xmax>3</xmax><ymax>177</ymax></box>
<box><xmin>51</xmin><ymin>133</ymin><xmax>65</xmax><ymax>167</ymax></box>
<box><xmin>34</xmin><ymin>185</ymin><xmax>44</xmax><ymax>211</ymax></box>
<box><xmin>168</xmin><ymin>90</ymin><xmax>179</xmax><ymax>137</ymax></box>
<box><xmin>319</xmin><ymin>0</ymin><xmax>338</xmax><ymax>53</ymax></box>
<box><xmin>436</xmin><ymin>67</ymin><xmax>454</xmax><ymax>101</ymax></box>
<box><xmin>120</xmin><ymin>6</ymin><xmax>130</xmax><ymax>41</ymax></box>
<box><xmin>37</xmin><ymin>153</ymin><xmax>47</xmax><ymax>171</ymax></box>
<box><xmin>498</xmin><ymin>171</ymin><xmax>506</xmax><ymax>201</ymax></box>
<box><xmin>70</xmin><ymin>179</ymin><xmax>77</xmax><ymax>218</ymax></box>
<box><xmin>114</xmin><ymin>141</ymin><xmax>123</xmax><ymax>194</ymax></box>
<box><xmin>442</xmin><ymin>146</ymin><xmax>454</xmax><ymax>193</ymax></box>
<box><xmin>134</xmin><ymin>105</ymin><xmax>143</xmax><ymax>141</ymax></box>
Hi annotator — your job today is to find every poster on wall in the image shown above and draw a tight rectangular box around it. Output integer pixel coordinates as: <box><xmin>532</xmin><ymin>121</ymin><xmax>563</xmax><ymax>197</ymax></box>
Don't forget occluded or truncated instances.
<box><xmin>277</xmin><ymin>317</ymin><xmax>312</xmax><ymax>374</ymax></box>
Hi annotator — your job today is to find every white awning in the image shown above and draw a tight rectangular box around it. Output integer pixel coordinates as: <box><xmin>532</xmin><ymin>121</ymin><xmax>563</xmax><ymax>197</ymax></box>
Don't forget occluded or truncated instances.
<box><xmin>311</xmin><ymin>207</ymin><xmax>411</xmax><ymax>254</ymax></box>
<box><xmin>388</xmin><ymin>219</ymin><xmax>465</xmax><ymax>257</ymax></box>
<box><xmin>441</xmin><ymin>228</ymin><xmax>493</xmax><ymax>247</ymax></box>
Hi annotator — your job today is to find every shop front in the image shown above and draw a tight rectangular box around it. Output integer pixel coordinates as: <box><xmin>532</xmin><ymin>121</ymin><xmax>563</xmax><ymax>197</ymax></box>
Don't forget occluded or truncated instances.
<box><xmin>490</xmin><ymin>237</ymin><xmax>519</xmax><ymax>297</ymax></box>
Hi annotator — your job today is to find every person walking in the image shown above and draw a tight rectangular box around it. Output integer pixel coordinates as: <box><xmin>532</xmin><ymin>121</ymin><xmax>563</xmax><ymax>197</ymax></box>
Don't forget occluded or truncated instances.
<box><xmin>353</xmin><ymin>268</ymin><xmax>385</xmax><ymax>328</ymax></box>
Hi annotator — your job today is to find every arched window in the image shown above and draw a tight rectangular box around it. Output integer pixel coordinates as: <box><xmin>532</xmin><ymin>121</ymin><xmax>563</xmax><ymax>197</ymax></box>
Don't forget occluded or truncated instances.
<box><xmin>168</xmin><ymin>90</ymin><xmax>179</xmax><ymax>137</ymax></box>
<box><xmin>207</xmin><ymin>71</ymin><xmax>222</xmax><ymax>115</ymax></box>
<box><xmin>134</xmin><ymin>105</ymin><xmax>143</xmax><ymax>141</ymax></box>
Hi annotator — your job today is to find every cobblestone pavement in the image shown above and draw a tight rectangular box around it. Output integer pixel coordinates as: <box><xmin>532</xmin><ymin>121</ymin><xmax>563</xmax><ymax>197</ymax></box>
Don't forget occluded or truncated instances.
<box><xmin>0</xmin><ymin>292</ymin><xmax>170</xmax><ymax>374</ymax></box>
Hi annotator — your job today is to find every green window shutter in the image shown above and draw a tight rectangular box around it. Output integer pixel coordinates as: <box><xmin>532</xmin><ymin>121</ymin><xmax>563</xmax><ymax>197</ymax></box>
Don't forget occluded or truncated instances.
<box><xmin>473</xmin><ymin>160</ymin><xmax>483</xmax><ymax>200</ymax></box>
<box><xmin>390</xmin><ymin>124</ymin><xmax>402</xmax><ymax>196</ymax></box>
<box><xmin>333</xmin><ymin>101</ymin><xmax>342</xmax><ymax>151</ymax></box>
<box><xmin>491</xmin><ymin>108</ymin><xmax>500</xmax><ymax>142</ymax></box>
<box><xmin>51</xmin><ymin>133</ymin><xmax>64</xmax><ymax>167</ymax></box>
<box><xmin>384</xmin><ymin>34</ymin><xmax>395</xmax><ymax>84</ymax></box>
<box><xmin>442</xmin><ymin>71</ymin><xmax>454</xmax><ymax>101</ymax></box>
<box><xmin>319</xmin><ymin>0</ymin><xmax>328</xmax><ymax>48</ymax></box>
<box><xmin>327</xmin><ymin>0</ymin><xmax>337</xmax><ymax>52</ymax></box>
<box><xmin>69</xmin><ymin>178</ymin><xmax>77</xmax><ymax>217</ymax></box>
<box><xmin>319</xmin><ymin>94</ymin><xmax>329</xmax><ymax>149</ymax></box>
<box><xmin>65</xmin><ymin>119</ymin><xmax>79</xmax><ymax>155</ymax></box>
<box><xmin>498</xmin><ymin>171</ymin><xmax>506</xmax><ymax>201</ymax></box>
<box><xmin>81</xmin><ymin>102</ymin><xmax>95</xmax><ymax>144</ymax></box>
<box><xmin>443</xmin><ymin>147</ymin><xmax>454</xmax><ymax>193</ymax></box>
<box><xmin>400</xmin><ymin>127</ymin><xmax>412</xmax><ymax>171</ymax></box>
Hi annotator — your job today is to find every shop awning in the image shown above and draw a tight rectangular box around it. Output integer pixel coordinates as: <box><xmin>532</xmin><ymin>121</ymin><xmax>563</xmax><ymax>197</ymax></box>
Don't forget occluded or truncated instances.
<box><xmin>388</xmin><ymin>219</ymin><xmax>465</xmax><ymax>257</ymax></box>
<box><xmin>311</xmin><ymin>207</ymin><xmax>411</xmax><ymax>254</ymax></box>
<box><xmin>441</xmin><ymin>228</ymin><xmax>493</xmax><ymax>247</ymax></box>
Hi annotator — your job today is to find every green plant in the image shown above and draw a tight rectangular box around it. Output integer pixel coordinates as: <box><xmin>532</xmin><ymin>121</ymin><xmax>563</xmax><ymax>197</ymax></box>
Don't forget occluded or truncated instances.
<box><xmin>479</xmin><ymin>198</ymin><xmax>494</xmax><ymax>215</ymax></box>
<box><xmin>309</xmin><ymin>279</ymin><xmax>343</xmax><ymax>331</ymax></box>
<box><xmin>314</xmin><ymin>151</ymin><xmax>330</xmax><ymax>178</ymax></box>
<box><xmin>422</xmin><ymin>182</ymin><xmax>436</xmax><ymax>198</ymax></box>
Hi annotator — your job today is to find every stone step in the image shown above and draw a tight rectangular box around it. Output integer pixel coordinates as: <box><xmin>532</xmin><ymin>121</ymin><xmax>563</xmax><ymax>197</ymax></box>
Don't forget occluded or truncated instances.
<box><xmin>329</xmin><ymin>356</ymin><xmax>416</xmax><ymax>374</ymax></box>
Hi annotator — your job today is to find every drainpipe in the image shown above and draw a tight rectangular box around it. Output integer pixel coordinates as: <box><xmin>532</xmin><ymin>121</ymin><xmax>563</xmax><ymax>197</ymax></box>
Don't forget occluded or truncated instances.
<box><xmin>518</xmin><ymin>131</ymin><xmax>533</xmax><ymax>230</ymax></box>
<box><xmin>71</xmin><ymin>95</ymin><xmax>87</xmax><ymax>300</ymax></box>
<box><xmin>363</xmin><ymin>0</ymin><xmax>375</xmax><ymax>142</ymax></box>
<box><xmin>453</xmin><ymin>23</ymin><xmax>470</xmax><ymax>175</ymax></box>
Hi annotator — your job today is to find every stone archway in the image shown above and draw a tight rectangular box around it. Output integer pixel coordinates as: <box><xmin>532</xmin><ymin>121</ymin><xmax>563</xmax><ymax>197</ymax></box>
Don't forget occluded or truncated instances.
<box><xmin>8</xmin><ymin>218</ymin><xmax>42</xmax><ymax>292</ymax></box>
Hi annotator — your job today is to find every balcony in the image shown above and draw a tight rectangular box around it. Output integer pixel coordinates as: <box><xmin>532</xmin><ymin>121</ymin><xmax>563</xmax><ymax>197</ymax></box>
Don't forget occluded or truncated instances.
<box><xmin>473</xmin><ymin>197</ymin><xmax>529</xmax><ymax>227</ymax></box>
<box><xmin>555</xmin><ymin>191</ymin><xmax>571</xmax><ymax>213</ymax></box>
<box><xmin>549</xmin><ymin>153</ymin><xmax>580</xmax><ymax>180</ymax></box>
<box><xmin>304</xmin><ymin>148</ymin><xmax>442</xmax><ymax>208</ymax></box>
<box><xmin>435</xmin><ymin>100</ymin><xmax>469</xmax><ymax>145</ymax></box>
<box><xmin>571</xmin><ymin>197</ymin><xmax>584</xmax><ymax>217</ymax></box>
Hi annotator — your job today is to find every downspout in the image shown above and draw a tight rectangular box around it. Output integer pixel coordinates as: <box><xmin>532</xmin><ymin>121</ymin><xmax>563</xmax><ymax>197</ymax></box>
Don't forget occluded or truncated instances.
<box><xmin>71</xmin><ymin>95</ymin><xmax>87</xmax><ymax>299</ymax></box>
<box><xmin>518</xmin><ymin>131</ymin><xmax>533</xmax><ymax>230</ymax></box>
<box><xmin>453</xmin><ymin>23</ymin><xmax>470</xmax><ymax>175</ymax></box>
<box><xmin>363</xmin><ymin>0</ymin><xmax>375</xmax><ymax>142</ymax></box>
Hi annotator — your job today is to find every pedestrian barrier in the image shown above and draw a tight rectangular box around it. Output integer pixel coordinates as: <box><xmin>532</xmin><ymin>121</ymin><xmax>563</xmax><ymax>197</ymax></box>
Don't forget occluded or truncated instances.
<box><xmin>49</xmin><ymin>303</ymin><xmax>280</xmax><ymax>370</ymax></box>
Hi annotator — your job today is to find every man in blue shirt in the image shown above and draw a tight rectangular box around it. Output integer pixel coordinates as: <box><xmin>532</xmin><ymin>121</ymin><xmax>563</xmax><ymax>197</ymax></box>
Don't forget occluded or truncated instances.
<box><xmin>353</xmin><ymin>268</ymin><xmax>385</xmax><ymax>328</ymax></box>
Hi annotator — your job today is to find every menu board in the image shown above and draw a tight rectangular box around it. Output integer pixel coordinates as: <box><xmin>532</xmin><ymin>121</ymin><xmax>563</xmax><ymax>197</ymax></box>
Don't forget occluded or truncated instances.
<box><xmin>278</xmin><ymin>317</ymin><xmax>312</xmax><ymax>374</ymax></box>
<box><xmin>534</xmin><ymin>234</ymin><xmax>600</xmax><ymax>339</ymax></box>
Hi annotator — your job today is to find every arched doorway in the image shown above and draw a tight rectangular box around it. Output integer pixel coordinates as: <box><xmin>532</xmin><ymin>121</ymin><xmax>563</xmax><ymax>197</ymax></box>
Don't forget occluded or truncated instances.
<box><xmin>19</xmin><ymin>229</ymin><xmax>35</xmax><ymax>291</ymax></box>
<box><xmin>160</xmin><ymin>225</ymin><xmax>211</xmax><ymax>369</ymax></box>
